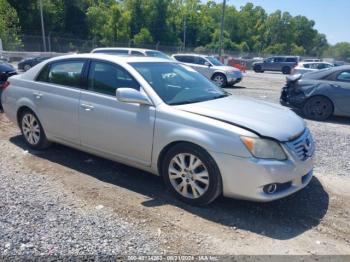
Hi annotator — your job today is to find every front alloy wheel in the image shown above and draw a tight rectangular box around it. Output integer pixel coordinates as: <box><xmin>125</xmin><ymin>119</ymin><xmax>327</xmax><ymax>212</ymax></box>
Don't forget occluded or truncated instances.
<box><xmin>212</xmin><ymin>73</ymin><xmax>227</xmax><ymax>87</ymax></box>
<box><xmin>168</xmin><ymin>153</ymin><xmax>210</xmax><ymax>199</ymax></box>
<box><xmin>162</xmin><ymin>143</ymin><xmax>222</xmax><ymax>206</ymax></box>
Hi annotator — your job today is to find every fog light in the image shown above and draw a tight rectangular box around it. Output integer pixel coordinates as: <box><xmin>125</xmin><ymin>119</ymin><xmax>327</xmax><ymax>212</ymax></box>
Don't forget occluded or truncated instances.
<box><xmin>263</xmin><ymin>183</ymin><xmax>277</xmax><ymax>194</ymax></box>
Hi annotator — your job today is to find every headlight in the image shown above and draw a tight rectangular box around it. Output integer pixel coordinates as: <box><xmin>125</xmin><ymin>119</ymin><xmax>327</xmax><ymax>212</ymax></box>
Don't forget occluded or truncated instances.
<box><xmin>241</xmin><ymin>136</ymin><xmax>287</xmax><ymax>160</ymax></box>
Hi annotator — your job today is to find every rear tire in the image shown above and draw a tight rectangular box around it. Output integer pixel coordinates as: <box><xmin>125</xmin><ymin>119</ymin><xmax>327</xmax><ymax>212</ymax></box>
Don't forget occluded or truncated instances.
<box><xmin>23</xmin><ymin>64</ymin><xmax>31</xmax><ymax>71</ymax></box>
<box><xmin>19</xmin><ymin>109</ymin><xmax>51</xmax><ymax>150</ymax></box>
<box><xmin>161</xmin><ymin>143</ymin><xmax>222</xmax><ymax>206</ymax></box>
<box><xmin>302</xmin><ymin>96</ymin><xmax>333</xmax><ymax>121</ymax></box>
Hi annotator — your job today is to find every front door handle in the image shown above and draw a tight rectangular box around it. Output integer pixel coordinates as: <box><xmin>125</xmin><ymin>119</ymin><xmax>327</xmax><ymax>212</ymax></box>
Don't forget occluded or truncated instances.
<box><xmin>81</xmin><ymin>103</ymin><xmax>94</xmax><ymax>111</ymax></box>
<box><xmin>33</xmin><ymin>92</ymin><xmax>43</xmax><ymax>99</ymax></box>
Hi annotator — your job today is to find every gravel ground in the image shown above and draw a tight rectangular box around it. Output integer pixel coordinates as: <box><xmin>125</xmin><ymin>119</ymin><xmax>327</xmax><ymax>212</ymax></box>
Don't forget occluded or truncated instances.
<box><xmin>0</xmin><ymin>71</ymin><xmax>350</xmax><ymax>257</ymax></box>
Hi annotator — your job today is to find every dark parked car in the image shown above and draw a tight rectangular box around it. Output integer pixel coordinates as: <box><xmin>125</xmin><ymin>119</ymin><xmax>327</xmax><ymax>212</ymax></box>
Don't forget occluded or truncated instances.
<box><xmin>18</xmin><ymin>56</ymin><xmax>50</xmax><ymax>71</ymax></box>
<box><xmin>280</xmin><ymin>65</ymin><xmax>350</xmax><ymax>120</ymax></box>
<box><xmin>253</xmin><ymin>56</ymin><xmax>299</xmax><ymax>74</ymax></box>
<box><xmin>0</xmin><ymin>61</ymin><xmax>17</xmax><ymax>112</ymax></box>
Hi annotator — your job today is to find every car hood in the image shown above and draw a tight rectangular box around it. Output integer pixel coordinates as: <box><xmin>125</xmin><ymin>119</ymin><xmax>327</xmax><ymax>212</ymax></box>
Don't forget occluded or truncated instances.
<box><xmin>213</xmin><ymin>65</ymin><xmax>240</xmax><ymax>72</ymax></box>
<box><xmin>174</xmin><ymin>95</ymin><xmax>305</xmax><ymax>141</ymax></box>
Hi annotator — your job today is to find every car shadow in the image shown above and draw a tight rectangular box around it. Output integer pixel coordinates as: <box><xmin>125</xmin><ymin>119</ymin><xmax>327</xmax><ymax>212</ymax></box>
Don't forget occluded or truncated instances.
<box><xmin>10</xmin><ymin>135</ymin><xmax>329</xmax><ymax>240</ymax></box>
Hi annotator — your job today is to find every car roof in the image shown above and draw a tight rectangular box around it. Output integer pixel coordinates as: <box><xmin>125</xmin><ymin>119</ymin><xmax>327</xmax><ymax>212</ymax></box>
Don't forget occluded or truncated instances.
<box><xmin>172</xmin><ymin>53</ymin><xmax>211</xmax><ymax>58</ymax></box>
<box><xmin>43</xmin><ymin>53</ymin><xmax>174</xmax><ymax>64</ymax></box>
<box><xmin>302</xmin><ymin>65</ymin><xmax>350</xmax><ymax>79</ymax></box>
<box><xmin>91</xmin><ymin>47</ymin><xmax>161</xmax><ymax>53</ymax></box>
<box><xmin>299</xmin><ymin>62</ymin><xmax>331</xmax><ymax>65</ymax></box>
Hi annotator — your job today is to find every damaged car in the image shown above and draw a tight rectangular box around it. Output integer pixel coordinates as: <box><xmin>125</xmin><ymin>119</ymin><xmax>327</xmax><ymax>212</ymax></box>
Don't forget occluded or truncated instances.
<box><xmin>280</xmin><ymin>65</ymin><xmax>350</xmax><ymax>120</ymax></box>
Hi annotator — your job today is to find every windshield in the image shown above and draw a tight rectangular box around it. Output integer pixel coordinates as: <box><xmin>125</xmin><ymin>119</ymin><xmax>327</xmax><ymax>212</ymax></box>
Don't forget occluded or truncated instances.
<box><xmin>130</xmin><ymin>62</ymin><xmax>228</xmax><ymax>105</ymax></box>
<box><xmin>145</xmin><ymin>51</ymin><xmax>171</xmax><ymax>59</ymax></box>
<box><xmin>205</xmin><ymin>56</ymin><xmax>223</xmax><ymax>66</ymax></box>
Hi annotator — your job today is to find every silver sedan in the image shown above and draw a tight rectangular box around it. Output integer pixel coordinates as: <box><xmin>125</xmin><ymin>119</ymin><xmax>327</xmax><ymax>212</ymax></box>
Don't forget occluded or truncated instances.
<box><xmin>1</xmin><ymin>54</ymin><xmax>315</xmax><ymax>206</ymax></box>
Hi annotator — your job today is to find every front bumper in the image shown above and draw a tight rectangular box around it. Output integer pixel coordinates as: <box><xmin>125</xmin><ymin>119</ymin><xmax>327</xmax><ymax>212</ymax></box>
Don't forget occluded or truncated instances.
<box><xmin>210</xmin><ymin>135</ymin><xmax>314</xmax><ymax>202</ymax></box>
<box><xmin>227</xmin><ymin>71</ymin><xmax>243</xmax><ymax>85</ymax></box>
<box><xmin>280</xmin><ymin>86</ymin><xmax>307</xmax><ymax>108</ymax></box>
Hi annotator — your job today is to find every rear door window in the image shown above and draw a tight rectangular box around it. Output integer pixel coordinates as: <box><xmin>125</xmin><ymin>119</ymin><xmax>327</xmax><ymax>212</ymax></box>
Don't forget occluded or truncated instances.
<box><xmin>87</xmin><ymin>61</ymin><xmax>140</xmax><ymax>96</ymax></box>
<box><xmin>37</xmin><ymin>60</ymin><xmax>85</xmax><ymax>88</ymax></box>
<box><xmin>174</xmin><ymin>56</ymin><xmax>194</xmax><ymax>64</ymax></box>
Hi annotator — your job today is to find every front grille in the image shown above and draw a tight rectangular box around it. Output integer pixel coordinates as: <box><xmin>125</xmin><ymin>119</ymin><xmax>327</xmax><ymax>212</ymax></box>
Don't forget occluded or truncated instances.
<box><xmin>287</xmin><ymin>129</ymin><xmax>315</xmax><ymax>161</ymax></box>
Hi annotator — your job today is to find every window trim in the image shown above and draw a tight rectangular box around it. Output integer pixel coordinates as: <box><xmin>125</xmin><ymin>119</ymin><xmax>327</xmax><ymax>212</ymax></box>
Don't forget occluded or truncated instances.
<box><xmin>35</xmin><ymin>58</ymin><xmax>88</xmax><ymax>89</ymax></box>
<box><xmin>83</xmin><ymin>59</ymin><xmax>142</xmax><ymax>97</ymax></box>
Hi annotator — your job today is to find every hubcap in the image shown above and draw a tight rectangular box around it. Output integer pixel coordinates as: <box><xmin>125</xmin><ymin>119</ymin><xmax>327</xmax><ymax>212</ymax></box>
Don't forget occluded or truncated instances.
<box><xmin>168</xmin><ymin>153</ymin><xmax>209</xmax><ymax>199</ymax></box>
<box><xmin>22</xmin><ymin>113</ymin><xmax>41</xmax><ymax>145</ymax></box>
<box><xmin>214</xmin><ymin>75</ymin><xmax>224</xmax><ymax>86</ymax></box>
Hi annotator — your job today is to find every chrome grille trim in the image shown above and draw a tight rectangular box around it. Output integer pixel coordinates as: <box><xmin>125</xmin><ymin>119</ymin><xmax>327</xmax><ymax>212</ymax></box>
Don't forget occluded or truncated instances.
<box><xmin>286</xmin><ymin>128</ymin><xmax>315</xmax><ymax>161</ymax></box>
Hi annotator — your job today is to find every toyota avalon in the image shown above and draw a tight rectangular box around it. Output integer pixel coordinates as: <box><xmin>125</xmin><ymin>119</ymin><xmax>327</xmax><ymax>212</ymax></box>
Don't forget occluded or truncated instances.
<box><xmin>1</xmin><ymin>54</ymin><xmax>315</xmax><ymax>206</ymax></box>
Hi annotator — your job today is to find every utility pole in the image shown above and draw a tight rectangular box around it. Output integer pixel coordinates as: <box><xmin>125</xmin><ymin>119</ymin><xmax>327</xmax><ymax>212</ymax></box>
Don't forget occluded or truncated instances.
<box><xmin>183</xmin><ymin>16</ymin><xmax>187</xmax><ymax>50</ymax></box>
<box><xmin>39</xmin><ymin>0</ymin><xmax>47</xmax><ymax>52</ymax></box>
<box><xmin>219</xmin><ymin>0</ymin><xmax>226</xmax><ymax>58</ymax></box>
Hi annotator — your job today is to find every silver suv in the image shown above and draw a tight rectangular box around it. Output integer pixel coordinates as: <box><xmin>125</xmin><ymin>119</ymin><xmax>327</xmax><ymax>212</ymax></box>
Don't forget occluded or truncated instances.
<box><xmin>253</xmin><ymin>56</ymin><xmax>299</xmax><ymax>74</ymax></box>
<box><xmin>172</xmin><ymin>54</ymin><xmax>243</xmax><ymax>87</ymax></box>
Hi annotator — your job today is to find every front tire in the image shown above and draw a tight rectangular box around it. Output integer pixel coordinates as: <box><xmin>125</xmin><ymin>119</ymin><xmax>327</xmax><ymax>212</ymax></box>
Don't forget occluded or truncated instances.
<box><xmin>19</xmin><ymin>109</ymin><xmax>51</xmax><ymax>149</ymax></box>
<box><xmin>212</xmin><ymin>73</ymin><xmax>227</xmax><ymax>88</ymax></box>
<box><xmin>302</xmin><ymin>96</ymin><xmax>333</xmax><ymax>121</ymax></box>
<box><xmin>162</xmin><ymin>143</ymin><xmax>222</xmax><ymax>206</ymax></box>
<box><xmin>282</xmin><ymin>66</ymin><xmax>291</xmax><ymax>75</ymax></box>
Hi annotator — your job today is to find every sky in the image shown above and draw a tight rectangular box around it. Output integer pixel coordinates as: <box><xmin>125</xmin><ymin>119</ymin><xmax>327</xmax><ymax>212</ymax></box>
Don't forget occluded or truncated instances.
<box><xmin>205</xmin><ymin>0</ymin><xmax>350</xmax><ymax>45</ymax></box>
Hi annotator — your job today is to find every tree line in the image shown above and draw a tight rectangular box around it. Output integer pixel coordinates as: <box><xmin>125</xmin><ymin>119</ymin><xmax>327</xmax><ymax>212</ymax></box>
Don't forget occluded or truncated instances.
<box><xmin>1</xmin><ymin>0</ymin><xmax>349</xmax><ymax>60</ymax></box>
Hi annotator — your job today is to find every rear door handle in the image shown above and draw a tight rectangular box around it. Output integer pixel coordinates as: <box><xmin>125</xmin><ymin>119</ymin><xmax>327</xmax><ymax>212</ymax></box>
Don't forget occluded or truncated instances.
<box><xmin>81</xmin><ymin>103</ymin><xmax>94</xmax><ymax>111</ymax></box>
<box><xmin>33</xmin><ymin>92</ymin><xmax>43</xmax><ymax>99</ymax></box>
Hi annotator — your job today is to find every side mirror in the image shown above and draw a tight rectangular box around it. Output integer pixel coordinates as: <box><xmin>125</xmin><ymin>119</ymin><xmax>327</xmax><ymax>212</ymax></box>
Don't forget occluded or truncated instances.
<box><xmin>116</xmin><ymin>88</ymin><xmax>152</xmax><ymax>105</ymax></box>
<box><xmin>204</xmin><ymin>61</ymin><xmax>211</xmax><ymax>67</ymax></box>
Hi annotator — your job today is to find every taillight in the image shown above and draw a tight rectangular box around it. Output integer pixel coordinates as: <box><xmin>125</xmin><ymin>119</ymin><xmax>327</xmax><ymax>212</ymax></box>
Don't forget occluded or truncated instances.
<box><xmin>2</xmin><ymin>81</ymin><xmax>10</xmax><ymax>89</ymax></box>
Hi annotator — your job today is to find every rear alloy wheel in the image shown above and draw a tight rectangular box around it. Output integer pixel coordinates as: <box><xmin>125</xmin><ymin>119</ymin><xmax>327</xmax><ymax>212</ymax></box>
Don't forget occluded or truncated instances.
<box><xmin>303</xmin><ymin>96</ymin><xmax>333</xmax><ymax>121</ymax></box>
<box><xmin>162</xmin><ymin>143</ymin><xmax>222</xmax><ymax>206</ymax></box>
<box><xmin>20</xmin><ymin>110</ymin><xmax>51</xmax><ymax>149</ymax></box>
<box><xmin>24</xmin><ymin>64</ymin><xmax>31</xmax><ymax>71</ymax></box>
<box><xmin>282</xmin><ymin>66</ymin><xmax>291</xmax><ymax>75</ymax></box>
<box><xmin>212</xmin><ymin>73</ymin><xmax>227</xmax><ymax>88</ymax></box>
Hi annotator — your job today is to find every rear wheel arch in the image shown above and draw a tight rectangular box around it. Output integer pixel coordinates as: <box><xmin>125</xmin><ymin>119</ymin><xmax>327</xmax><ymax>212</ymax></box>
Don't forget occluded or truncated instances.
<box><xmin>17</xmin><ymin>106</ymin><xmax>34</xmax><ymax>127</ymax></box>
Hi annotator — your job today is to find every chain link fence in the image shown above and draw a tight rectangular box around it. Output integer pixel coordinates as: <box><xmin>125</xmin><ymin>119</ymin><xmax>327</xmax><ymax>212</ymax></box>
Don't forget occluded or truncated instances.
<box><xmin>2</xmin><ymin>34</ymin><xmax>340</xmax><ymax>69</ymax></box>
